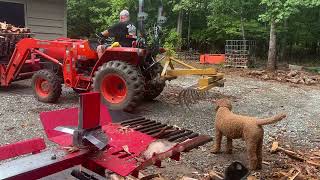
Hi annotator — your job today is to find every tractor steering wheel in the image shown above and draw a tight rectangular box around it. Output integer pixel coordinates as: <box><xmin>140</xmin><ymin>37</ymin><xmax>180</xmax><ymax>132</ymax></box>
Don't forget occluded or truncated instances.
<box><xmin>96</xmin><ymin>33</ymin><xmax>113</xmax><ymax>45</ymax></box>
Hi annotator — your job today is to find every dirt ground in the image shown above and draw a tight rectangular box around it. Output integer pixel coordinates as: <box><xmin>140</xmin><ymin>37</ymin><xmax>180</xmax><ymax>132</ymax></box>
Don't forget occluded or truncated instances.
<box><xmin>0</xmin><ymin>69</ymin><xmax>319</xmax><ymax>179</ymax></box>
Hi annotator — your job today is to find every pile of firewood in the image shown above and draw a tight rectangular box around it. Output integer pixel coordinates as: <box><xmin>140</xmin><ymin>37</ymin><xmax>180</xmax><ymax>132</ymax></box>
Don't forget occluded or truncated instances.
<box><xmin>0</xmin><ymin>22</ymin><xmax>32</xmax><ymax>60</ymax></box>
<box><xmin>270</xmin><ymin>141</ymin><xmax>320</xmax><ymax>179</ymax></box>
<box><xmin>248</xmin><ymin>70</ymin><xmax>319</xmax><ymax>85</ymax></box>
<box><xmin>0</xmin><ymin>22</ymin><xmax>30</xmax><ymax>33</ymax></box>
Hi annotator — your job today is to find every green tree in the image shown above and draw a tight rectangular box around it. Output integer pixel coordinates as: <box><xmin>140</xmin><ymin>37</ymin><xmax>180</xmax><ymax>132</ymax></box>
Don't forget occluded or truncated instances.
<box><xmin>259</xmin><ymin>0</ymin><xmax>320</xmax><ymax>71</ymax></box>
<box><xmin>66</xmin><ymin>0</ymin><xmax>320</xmax><ymax>65</ymax></box>
<box><xmin>67</xmin><ymin>0</ymin><xmax>136</xmax><ymax>38</ymax></box>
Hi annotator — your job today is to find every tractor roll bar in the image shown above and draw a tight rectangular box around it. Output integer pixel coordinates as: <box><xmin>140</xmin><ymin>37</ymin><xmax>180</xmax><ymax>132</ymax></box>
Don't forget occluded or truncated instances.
<box><xmin>137</xmin><ymin>0</ymin><xmax>166</xmax><ymax>38</ymax></box>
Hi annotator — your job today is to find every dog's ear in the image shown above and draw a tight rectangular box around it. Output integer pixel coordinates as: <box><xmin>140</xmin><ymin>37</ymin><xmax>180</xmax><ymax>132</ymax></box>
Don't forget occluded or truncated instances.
<box><xmin>215</xmin><ymin>105</ymin><xmax>219</xmax><ymax>111</ymax></box>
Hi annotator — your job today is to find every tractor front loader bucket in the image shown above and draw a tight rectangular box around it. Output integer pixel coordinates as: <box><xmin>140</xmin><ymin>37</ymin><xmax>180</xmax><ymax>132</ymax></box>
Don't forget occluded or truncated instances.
<box><xmin>161</xmin><ymin>56</ymin><xmax>225</xmax><ymax>108</ymax></box>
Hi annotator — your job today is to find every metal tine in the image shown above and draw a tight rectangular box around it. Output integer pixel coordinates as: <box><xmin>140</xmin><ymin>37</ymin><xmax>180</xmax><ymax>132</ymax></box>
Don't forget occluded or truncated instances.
<box><xmin>174</xmin><ymin>133</ymin><xmax>199</xmax><ymax>143</ymax></box>
<box><xmin>179</xmin><ymin>86</ymin><xmax>211</xmax><ymax>110</ymax></box>
<box><xmin>148</xmin><ymin>126</ymin><xmax>174</xmax><ymax>136</ymax></box>
<box><xmin>129</xmin><ymin>122</ymin><xmax>154</xmax><ymax>129</ymax></box>
<box><xmin>143</xmin><ymin>127</ymin><xmax>164</xmax><ymax>135</ymax></box>
<box><xmin>187</xmin><ymin>88</ymin><xmax>203</xmax><ymax>109</ymax></box>
<box><xmin>133</xmin><ymin>121</ymin><xmax>161</xmax><ymax>131</ymax></box>
<box><xmin>121</xmin><ymin>119</ymin><xmax>149</xmax><ymax>127</ymax></box>
<box><xmin>184</xmin><ymin>89</ymin><xmax>192</xmax><ymax>104</ymax></box>
<box><xmin>120</xmin><ymin>117</ymin><xmax>146</xmax><ymax>125</ymax></box>
<box><xmin>190</xmin><ymin>89</ymin><xmax>199</xmax><ymax>103</ymax></box>
<box><xmin>124</xmin><ymin>119</ymin><xmax>151</xmax><ymax>127</ymax></box>
<box><xmin>162</xmin><ymin>129</ymin><xmax>186</xmax><ymax>139</ymax></box>
<box><xmin>134</xmin><ymin>122</ymin><xmax>161</xmax><ymax>131</ymax></box>
<box><xmin>192</xmin><ymin>89</ymin><xmax>201</xmax><ymax>102</ymax></box>
<box><xmin>195</xmin><ymin>89</ymin><xmax>207</xmax><ymax>101</ymax></box>
<box><xmin>146</xmin><ymin>128</ymin><xmax>164</xmax><ymax>135</ymax></box>
<box><xmin>203</xmin><ymin>90</ymin><xmax>209</xmax><ymax>98</ymax></box>
<box><xmin>140</xmin><ymin>124</ymin><xmax>167</xmax><ymax>133</ymax></box>
<box><xmin>178</xmin><ymin>89</ymin><xmax>187</xmax><ymax>108</ymax></box>
<box><xmin>189</xmin><ymin>89</ymin><xmax>199</xmax><ymax>104</ymax></box>
<box><xmin>184</xmin><ymin>89</ymin><xmax>196</xmax><ymax>110</ymax></box>
<box><xmin>151</xmin><ymin>128</ymin><xmax>177</xmax><ymax>138</ymax></box>
<box><xmin>181</xmin><ymin>89</ymin><xmax>193</xmax><ymax>110</ymax></box>
<box><xmin>130</xmin><ymin>120</ymin><xmax>156</xmax><ymax>128</ymax></box>
<box><xmin>144</xmin><ymin>126</ymin><xmax>168</xmax><ymax>135</ymax></box>
<box><xmin>204</xmin><ymin>91</ymin><xmax>210</xmax><ymax>99</ymax></box>
<box><xmin>167</xmin><ymin>130</ymin><xmax>193</xmax><ymax>142</ymax></box>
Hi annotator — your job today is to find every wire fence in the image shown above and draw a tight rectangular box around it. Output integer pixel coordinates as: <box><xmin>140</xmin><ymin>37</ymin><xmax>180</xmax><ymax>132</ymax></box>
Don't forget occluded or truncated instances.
<box><xmin>225</xmin><ymin>40</ymin><xmax>256</xmax><ymax>68</ymax></box>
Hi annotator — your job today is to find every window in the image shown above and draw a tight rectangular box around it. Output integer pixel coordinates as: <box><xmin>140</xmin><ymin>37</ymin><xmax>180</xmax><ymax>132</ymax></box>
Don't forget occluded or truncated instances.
<box><xmin>0</xmin><ymin>1</ymin><xmax>25</xmax><ymax>27</ymax></box>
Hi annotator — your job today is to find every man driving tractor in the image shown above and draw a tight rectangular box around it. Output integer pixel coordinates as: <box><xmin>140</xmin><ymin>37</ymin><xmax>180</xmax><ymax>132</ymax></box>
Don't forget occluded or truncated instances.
<box><xmin>96</xmin><ymin>10</ymin><xmax>136</xmax><ymax>58</ymax></box>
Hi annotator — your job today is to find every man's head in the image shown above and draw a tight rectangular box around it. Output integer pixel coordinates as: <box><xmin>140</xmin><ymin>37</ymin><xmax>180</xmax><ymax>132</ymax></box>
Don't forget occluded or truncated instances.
<box><xmin>120</xmin><ymin>10</ymin><xmax>130</xmax><ymax>22</ymax></box>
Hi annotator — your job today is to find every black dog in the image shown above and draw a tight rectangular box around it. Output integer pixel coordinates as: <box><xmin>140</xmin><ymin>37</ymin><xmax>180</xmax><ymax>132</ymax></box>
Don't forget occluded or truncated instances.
<box><xmin>224</xmin><ymin>161</ymin><xmax>249</xmax><ymax>180</ymax></box>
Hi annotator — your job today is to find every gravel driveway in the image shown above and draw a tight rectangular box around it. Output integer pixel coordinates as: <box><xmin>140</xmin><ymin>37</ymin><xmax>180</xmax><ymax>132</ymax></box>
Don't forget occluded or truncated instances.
<box><xmin>0</xmin><ymin>74</ymin><xmax>319</xmax><ymax>179</ymax></box>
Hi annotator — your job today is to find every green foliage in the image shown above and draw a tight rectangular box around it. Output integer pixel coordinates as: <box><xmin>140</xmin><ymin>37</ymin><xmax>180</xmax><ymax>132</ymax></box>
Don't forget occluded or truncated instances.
<box><xmin>172</xmin><ymin>0</ymin><xmax>203</xmax><ymax>12</ymax></box>
<box><xmin>259</xmin><ymin>0</ymin><xmax>300</xmax><ymax>23</ymax></box>
<box><xmin>67</xmin><ymin>0</ymin><xmax>135</xmax><ymax>38</ymax></box>
<box><xmin>163</xmin><ymin>28</ymin><xmax>182</xmax><ymax>56</ymax></box>
<box><xmin>67</xmin><ymin>0</ymin><xmax>320</xmax><ymax>62</ymax></box>
<box><xmin>164</xmin><ymin>28</ymin><xmax>182</xmax><ymax>49</ymax></box>
<box><xmin>259</xmin><ymin>0</ymin><xmax>320</xmax><ymax>23</ymax></box>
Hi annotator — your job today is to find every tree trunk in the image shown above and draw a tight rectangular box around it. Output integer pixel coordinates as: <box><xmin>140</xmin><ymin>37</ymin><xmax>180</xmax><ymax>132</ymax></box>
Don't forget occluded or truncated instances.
<box><xmin>280</xmin><ymin>20</ymin><xmax>288</xmax><ymax>62</ymax></box>
<box><xmin>177</xmin><ymin>11</ymin><xmax>183</xmax><ymax>36</ymax></box>
<box><xmin>187</xmin><ymin>12</ymin><xmax>191</xmax><ymax>50</ymax></box>
<box><xmin>177</xmin><ymin>10</ymin><xmax>183</xmax><ymax>50</ymax></box>
<box><xmin>267</xmin><ymin>21</ymin><xmax>277</xmax><ymax>71</ymax></box>
<box><xmin>239</xmin><ymin>0</ymin><xmax>245</xmax><ymax>40</ymax></box>
<box><xmin>240</xmin><ymin>17</ymin><xmax>245</xmax><ymax>40</ymax></box>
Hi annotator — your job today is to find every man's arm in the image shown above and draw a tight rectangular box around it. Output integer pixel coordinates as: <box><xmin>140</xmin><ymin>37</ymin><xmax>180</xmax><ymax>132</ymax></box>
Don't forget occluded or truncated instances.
<box><xmin>101</xmin><ymin>30</ymin><xmax>110</xmax><ymax>37</ymax></box>
<box><xmin>98</xmin><ymin>22</ymin><xmax>120</xmax><ymax>38</ymax></box>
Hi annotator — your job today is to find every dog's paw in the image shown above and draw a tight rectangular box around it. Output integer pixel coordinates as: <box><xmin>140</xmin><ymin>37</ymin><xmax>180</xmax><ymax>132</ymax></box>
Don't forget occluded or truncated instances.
<box><xmin>211</xmin><ymin>149</ymin><xmax>220</xmax><ymax>154</ymax></box>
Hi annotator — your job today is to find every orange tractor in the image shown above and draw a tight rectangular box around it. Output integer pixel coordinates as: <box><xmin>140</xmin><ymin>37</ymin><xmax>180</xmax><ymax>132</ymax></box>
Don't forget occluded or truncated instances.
<box><xmin>0</xmin><ymin>1</ymin><xmax>224</xmax><ymax>111</ymax></box>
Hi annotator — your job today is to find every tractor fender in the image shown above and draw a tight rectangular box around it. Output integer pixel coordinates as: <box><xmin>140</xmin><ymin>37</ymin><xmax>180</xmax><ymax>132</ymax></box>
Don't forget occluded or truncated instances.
<box><xmin>90</xmin><ymin>47</ymin><xmax>143</xmax><ymax>77</ymax></box>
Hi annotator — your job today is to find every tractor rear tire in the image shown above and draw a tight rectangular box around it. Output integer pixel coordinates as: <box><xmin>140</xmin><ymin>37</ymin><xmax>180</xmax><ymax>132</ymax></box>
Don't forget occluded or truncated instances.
<box><xmin>144</xmin><ymin>79</ymin><xmax>166</xmax><ymax>101</ymax></box>
<box><xmin>144</xmin><ymin>63</ymin><xmax>166</xmax><ymax>100</ymax></box>
<box><xmin>32</xmin><ymin>69</ymin><xmax>62</xmax><ymax>103</ymax></box>
<box><xmin>93</xmin><ymin>61</ymin><xmax>145</xmax><ymax>112</ymax></box>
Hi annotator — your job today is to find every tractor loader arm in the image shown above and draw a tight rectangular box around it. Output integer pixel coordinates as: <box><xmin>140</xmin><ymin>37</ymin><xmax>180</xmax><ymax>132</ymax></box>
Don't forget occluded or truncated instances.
<box><xmin>0</xmin><ymin>38</ymin><xmax>71</xmax><ymax>86</ymax></box>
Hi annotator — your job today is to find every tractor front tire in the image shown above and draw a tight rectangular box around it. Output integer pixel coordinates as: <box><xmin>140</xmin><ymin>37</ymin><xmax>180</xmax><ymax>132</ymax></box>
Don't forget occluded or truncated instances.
<box><xmin>93</xmin><ymin>61</ymin><xmax>145</xmax><ymax>112</ymax></box>
<box><xmin>32</xmin><ymin>69</ymin><xmax>62</xmax><ymax>103</ymax></box>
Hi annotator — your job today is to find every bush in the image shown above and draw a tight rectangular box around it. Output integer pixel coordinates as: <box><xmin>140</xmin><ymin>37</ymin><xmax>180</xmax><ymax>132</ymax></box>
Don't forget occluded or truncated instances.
<box><xmin>163</xmin><ymin>28</ymin><xmax>182</xmax><ymax>56</ymax></box>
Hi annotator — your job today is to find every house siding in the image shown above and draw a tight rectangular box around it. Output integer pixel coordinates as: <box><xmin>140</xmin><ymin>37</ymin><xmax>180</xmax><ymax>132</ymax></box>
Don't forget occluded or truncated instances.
<box><xmin>0</xmin><ymin>0</ymin><xmax>67</xmax><ymax>39</ymax></box>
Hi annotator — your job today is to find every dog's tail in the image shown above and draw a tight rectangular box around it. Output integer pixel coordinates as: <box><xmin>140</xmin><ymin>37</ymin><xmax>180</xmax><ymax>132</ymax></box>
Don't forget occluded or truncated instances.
<box><xmin>256</xmin><ymin>113</ymin><xmax>286</xmax><ymax>126</ymax></box>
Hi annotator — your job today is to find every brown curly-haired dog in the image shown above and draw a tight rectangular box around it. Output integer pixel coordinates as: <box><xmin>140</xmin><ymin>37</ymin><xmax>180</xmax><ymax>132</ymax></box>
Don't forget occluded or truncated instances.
<box><xmin>212</xmin><ymin>99</ymin><xmax>286</xmax><ymax>170</ymax></box>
